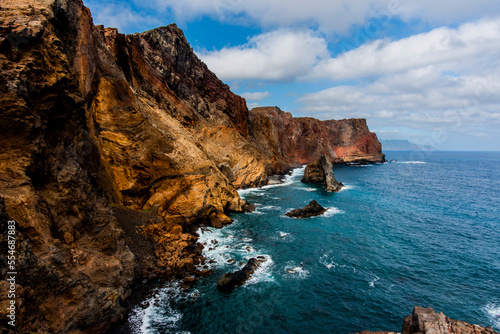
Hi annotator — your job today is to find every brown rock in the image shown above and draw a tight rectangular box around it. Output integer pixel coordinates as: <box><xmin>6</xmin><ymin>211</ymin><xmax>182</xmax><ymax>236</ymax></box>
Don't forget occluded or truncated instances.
<box><xmin>402</xmin><ymin>306</ymin><xmax>498</xmax><ymax>334</ymax></box>
<box><xmin>302</xmin><ymin>154</ymin><xmax>344</xmax><ymax>192</ymax></box>
<box><xmin>171</xmin><ymin>225</ymin><xmax>183</xmax><ymax>234</ymax></box>
<box><xmin>0</xmin><ymin>0</ymin><xmax>384</xmax><ymax>332</ymax></box>
<box><xmin>250</xmin><ymin>106</ymin><xmax>385</xmax><ymax>167</ymax></box>
<box><xmin>354</xmin><ymin>306</ymin><xmax>499</xmax><ymax>334</ymax></box>
<box><xmin>285</xmin><ymin>200</ymin><xmax>328</xmax><ymax>218</ymax></box>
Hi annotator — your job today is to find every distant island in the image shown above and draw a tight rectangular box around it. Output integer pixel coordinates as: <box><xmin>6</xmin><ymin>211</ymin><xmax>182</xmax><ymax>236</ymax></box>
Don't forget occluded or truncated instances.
<box><xmin>381</xmin><ymin>139</ymin><xmax>433</xmax><ymax>151</ymax></box>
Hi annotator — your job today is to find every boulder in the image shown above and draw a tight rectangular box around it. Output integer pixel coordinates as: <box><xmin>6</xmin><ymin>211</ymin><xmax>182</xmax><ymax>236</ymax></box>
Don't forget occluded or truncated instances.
<box><xmin>285</xmin><ymin>200</ymin><xmax>327</xmax><ymax>218</ymax></box>
<box><xmin>217</xmin><ymin>258</ymin><xmax>262</xmax><ymax>292</ymax></box>
<box><xmin>302</xmin><ymin>155</ymin><xmax>344</xmax><ymax>192</ymax></box>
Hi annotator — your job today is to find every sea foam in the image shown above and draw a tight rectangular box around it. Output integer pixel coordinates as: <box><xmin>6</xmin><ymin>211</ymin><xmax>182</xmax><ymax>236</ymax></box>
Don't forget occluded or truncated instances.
<box><xmin>485</xmin><ymin>303</ymin><xmax>500</xmax><ymax>330</ymax></box>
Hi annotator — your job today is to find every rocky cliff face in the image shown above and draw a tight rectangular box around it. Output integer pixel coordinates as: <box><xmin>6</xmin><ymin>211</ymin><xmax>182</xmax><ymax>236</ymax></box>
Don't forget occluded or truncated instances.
<box><xmin>0</xmin><ymin>0</ymin><xmax>384</xmax><ymax>332</ymax></box>
<box><xmin>355</xmin><ymin>306</ymin><xmax>499</xmax><ymax>334</ymax></box>
<box><xmin>250</xmin><ymin>106</ymin><xmax>385</xmax><ymax>166</ymax></box>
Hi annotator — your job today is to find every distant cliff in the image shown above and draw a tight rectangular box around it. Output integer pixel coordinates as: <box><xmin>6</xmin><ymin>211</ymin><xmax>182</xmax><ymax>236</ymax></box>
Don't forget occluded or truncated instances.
<box><xmin>250</xmin><ymin>106</ymin><xmax>385</xmax><ymax>168</ymax></box>
<box><xmin>0</xmin><ymin>0</ymin><xmax>383</xmax><ymax>332</ymax></box>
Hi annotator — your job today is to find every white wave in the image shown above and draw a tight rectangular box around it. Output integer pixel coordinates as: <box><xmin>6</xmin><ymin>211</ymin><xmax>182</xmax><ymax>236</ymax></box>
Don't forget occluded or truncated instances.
<box><xmin>238</xmin><ymin>166</ymin><xmax>306</xmax><ymax>199</ymax></box>
<box><xmin>237</xmin><ymin>188</ymin><xmax>260</xmax><ymax>196</ymax></box>
<box><xmin>323</xmin><ymin>207</ymin><xmax>344</xmax><ymax>217</ymax></box>
<box><xmin>283</xmin><ymin>261</ymin><xmax>310</xmax><ymax>280</ymax></box>
<box><xmin>338</xmin><ymin>184</ymin><xmax>354</xmax><ymax>192</ymax></box>
<box><xmin>300</xmin><ymin>187</ymin><xmax>317</xmax><ymax>192</ymax></box>
<box><xmin>271</xmin><ymin>231</ymin><xmax>294</xmax><ymax>242</ymax></box>
<box><xmin>244</xmin><ymin>254</ymin><xmax>276</xmax><ymax>286</ymax></box>
<box><xmin>319</xmin><ymin>252</ymin><xmax>355</xmax><ymax>272</ymax></box>
<box><xmin>485</xmin><ymin>303</ymin><xmax>500</xmax><ymax>330</ymax></box>
<box><xmin>242</xmin><ymin>237</ymin><xmax>253</xmax><ymax>242</ymax></box>
<box><xmin>197</xmin><ymin>225</ymin><xmax>247</xmax><ymax>268</ymax></box>
<box><xmin>394</xmin><ymin>161</ymin><xmax>427</xmax><ymax>164</ymax></box>
<box><xmin>320</xmin><ymin>252</ymin><xmax>339</xmax><ymax>270</ymax></box>
<box><xmin>128</xmin><ymin>283</ymin><xmax>188</xmax><ymax>334</ymax></box>
<box><xmin>369</xmin><ymin>276</ymin><xmax>380</xmax><ymax>287</ymax></box>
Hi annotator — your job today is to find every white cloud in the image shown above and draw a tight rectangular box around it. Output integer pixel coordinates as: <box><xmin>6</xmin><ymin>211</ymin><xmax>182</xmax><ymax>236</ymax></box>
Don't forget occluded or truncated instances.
<box><xmin>198</xmin><ymin>30</ymin><xmax>329</xmax><ymax>81</ymax></box>
<box><xmin>84</xmin><ymin>1</ymin><xmax>160</xmax><ymax>33</ymax></box>
<box><xmin>296</xmin><ymin>17</ymin><xmax>500</xmax><ymax>130</ymax></box>
<box><xmin>147</xmin><ymin>0</ymin><xmax>500</xmax><ymax>34</ymax></box>
<box><xmin>240</xmin><ymin>91</ymin><xmax>270</xmax><ymax>101</ymax></box>
<box><xmin>308</xmin><ymin>17</ymin><xmax>500</xmax><ymax>80</ymax></box>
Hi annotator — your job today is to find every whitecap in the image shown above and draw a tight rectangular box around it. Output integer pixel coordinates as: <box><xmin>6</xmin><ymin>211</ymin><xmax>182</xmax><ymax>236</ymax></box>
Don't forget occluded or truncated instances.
<box><xmin>283</xmin><ymin>261</ymin><xmax>310</xmax><ymax>280</ymax></box>
<box><xmin>271</xmin><ymin>231</ymin><xmax>294</xmax><ymax>242</ymax></box>
<box><xmin>319</xmin><ymin>252</ymin><xmax>355</xmax><ymax>272</ymax></box>
<box><xmin>240</xmin><ymin>166</ymin><xmax>306</xmax><ymax>199</ymax></box>
<box><xmin>260</xmin><ymin>205</ymin><xmax>277</xmax><ymax>210</ymax></box>
<box><xmin>323</xmin><ymin>207</ymin><xmax>344</xmax><ymax>217</ymax></box>
<box><xmin>485</xmin><ymin>303</ymin><xmax>500</xmax><ymax>329</ymax></box>
<box><xmin>338</xmin><ymin>184</ymin><xmax>354</xmax><ymax>192</ymax></box>
<box><xmin>369</xmin><ymin>276</ymin><xmax>380</xmax><ymax>287</ymax></box>
<box><xmin>320</xmin><ymin>252</ymin><xmax>339</xmax><ymax>270</ymax></box>
<box><xmin>394</xmin><ymin>161</ymin><xmax>427</xmax><ymax>164</ymax></box>
<box><xmin>244</xmin><ymin>254</ymin><xmax>276</xmax><ymax>286</ymax></box>
<box><xmin>128</xmin><ymin>282</ymin><xmax>188</xmax><ymax>334</ymax></box>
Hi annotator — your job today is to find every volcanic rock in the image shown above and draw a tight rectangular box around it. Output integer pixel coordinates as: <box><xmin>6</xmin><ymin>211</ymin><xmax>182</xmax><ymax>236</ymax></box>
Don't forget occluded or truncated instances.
<box><xmin>250</xmin><ymin>107</ymin><xmax>385</xmax><ymax>167</ymax></box>
<box><xmin>302</xmin><ymin>155</ymin><xmax>344</xmax><ymax>192</ymax></box>
<box><xmin>354</xmin><ymin>306</ymin><xmax>499</xmax><ymax>334</ymax></box>
<box><xmin>0</xmin><ymin>0</ymin><xmax>384</xmax><ymax>332</ymax></box>
<box><xmin>217</xmin><ymin>258</ymin><xmax>262</xmax><ymax>292</ymax></box>
<box><xmin>285</xmin><ymin>200</ymin><xmax>328</xmax><ymax>218</ymax></box>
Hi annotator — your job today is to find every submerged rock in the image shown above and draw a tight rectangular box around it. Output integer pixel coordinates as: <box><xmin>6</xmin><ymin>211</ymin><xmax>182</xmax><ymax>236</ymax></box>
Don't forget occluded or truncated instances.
<box><xmin>285</xmin><ymin>200</ymin><xmax>327</xmax><ymax>218</ymax></box>
<box><xmin>217</xmin><ymin>258</ymin><xmax>262</xmax><ymax>292</ymax></box>
<box><xmin>302</xmin><ymin>155</ymin><xmax>344</xmax><ymax>192</ymax></box>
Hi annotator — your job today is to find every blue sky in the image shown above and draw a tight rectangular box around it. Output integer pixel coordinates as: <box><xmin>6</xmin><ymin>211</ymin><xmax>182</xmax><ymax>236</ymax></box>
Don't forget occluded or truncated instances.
<box><xmin>83</xmin><ymin>0</ymin><xmax>500</xmax><ymax>151</ymax></box>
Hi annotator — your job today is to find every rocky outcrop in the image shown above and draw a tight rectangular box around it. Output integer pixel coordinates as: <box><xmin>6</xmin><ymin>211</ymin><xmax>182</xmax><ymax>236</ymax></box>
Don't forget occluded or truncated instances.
<box><xmin>217</xmin><ymin>258</ymin><xmax>262</xmax><ymax>292</ymax></box>
<box><xmin>355</xmin><ymin>306</ymin><xmax>499</xmax><ymax>334</ymax></box>
<box><xmin>285</xmin><ymin>200</ymin><xmax>328</xmax><ymax>218</ymax></box>
<box><xmin>302</xmin><ymin>154</ymin><xmax>344</xmax><ymax>192</ymax></box>
<box><xmin>0</xmin><ymin>0</ymin><xmax>384</xmax><ymax>332</ymax></box>
<box><xmin>250</xmin><ymin>106</ymin><xmax>385</xmax><ymax>166</ymax></box>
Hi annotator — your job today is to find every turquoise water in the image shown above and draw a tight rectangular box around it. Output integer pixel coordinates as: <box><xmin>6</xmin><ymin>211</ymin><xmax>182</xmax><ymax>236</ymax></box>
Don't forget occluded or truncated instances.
<box><xmin>129</xmin><ymin>151</ymin><xmax>500</xmax><ymax>333</ymax></box>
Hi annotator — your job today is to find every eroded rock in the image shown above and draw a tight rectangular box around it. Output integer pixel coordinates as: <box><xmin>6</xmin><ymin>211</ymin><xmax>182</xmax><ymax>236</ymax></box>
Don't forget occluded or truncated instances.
<box><xmin>285</xmin><ymin>200</ymin><xmax>328</xmax><ymax>218</ymax></box>
<box><xmin>302</xmin><ymin>154</ymin><xmax>344</xmax><ymax>192</ymax></box>
<box><xmin>217</xmin><ymin>258</ymin><xmax>263</xmax><ymax>292</ymax></box>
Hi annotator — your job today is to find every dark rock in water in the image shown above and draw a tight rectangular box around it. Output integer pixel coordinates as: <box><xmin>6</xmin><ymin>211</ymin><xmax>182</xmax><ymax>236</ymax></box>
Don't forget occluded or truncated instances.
<box><xmin>286</xmin><ymin>200</ymin><xmax>327</xmax><ymax>218</ymax></box>
<box><xmin>302</xmin><ymin>155</ymin><xmax>343</xmax><ymax>192</ymax></box>
<box><xmin>217</xmin><ymin>258</ymin><xmax>262</xmax><ymax>292</ymax></box>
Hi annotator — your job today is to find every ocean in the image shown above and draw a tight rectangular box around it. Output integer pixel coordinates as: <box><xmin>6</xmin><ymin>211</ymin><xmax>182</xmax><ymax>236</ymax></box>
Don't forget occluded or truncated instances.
<box><xmin>127</xmin><ymin>151</ymin><xmax>500</xmax><ymax>334</ymax></box>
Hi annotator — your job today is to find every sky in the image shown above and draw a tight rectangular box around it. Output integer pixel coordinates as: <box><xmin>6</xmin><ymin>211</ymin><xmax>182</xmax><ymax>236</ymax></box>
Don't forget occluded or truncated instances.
<box><xmin>83</xmin><ymin>0</ymin><xmax>500</xmax><ymax>151</ymax></box>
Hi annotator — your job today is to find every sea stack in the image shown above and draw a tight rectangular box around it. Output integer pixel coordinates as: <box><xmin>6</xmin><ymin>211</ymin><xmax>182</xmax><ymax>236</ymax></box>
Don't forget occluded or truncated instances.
<box><xmin>302</xmin><ymin>155</ymin><xmax>344</xmax><ymax>192</ymax></box>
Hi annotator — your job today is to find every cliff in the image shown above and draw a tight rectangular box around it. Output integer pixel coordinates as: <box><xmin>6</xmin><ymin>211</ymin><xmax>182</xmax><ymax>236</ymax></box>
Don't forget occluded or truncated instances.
<box><xmin>250</xmin><ymin>106</ymin><xmax>385</xmax><ymax>166</ymax></box>
<box><xmin>0</xmin><ymin>0</ymin><xmax>383</xmax><ymax>332</ymax></box>
<box><xmin>355</xmin><ymin>306</ymin><xmax>499</xmax><ymax>334</ymax></box>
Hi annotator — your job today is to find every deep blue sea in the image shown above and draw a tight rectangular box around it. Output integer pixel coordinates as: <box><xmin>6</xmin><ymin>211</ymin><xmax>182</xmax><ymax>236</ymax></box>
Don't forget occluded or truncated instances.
<box><xmin>129</xmin><ymin>151</ymin><xmax>500</xmax><ymax>334</ymax></box>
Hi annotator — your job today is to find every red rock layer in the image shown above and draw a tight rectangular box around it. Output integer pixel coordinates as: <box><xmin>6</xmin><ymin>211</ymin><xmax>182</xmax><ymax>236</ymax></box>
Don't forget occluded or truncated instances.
<box><xmin>250</xmin><ymin>106</ymin><xmax>385</xmax><ymax>166</ymax></box>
